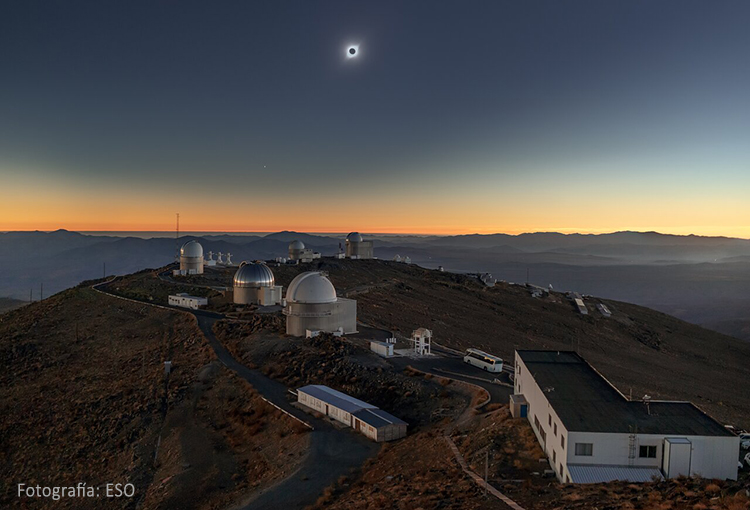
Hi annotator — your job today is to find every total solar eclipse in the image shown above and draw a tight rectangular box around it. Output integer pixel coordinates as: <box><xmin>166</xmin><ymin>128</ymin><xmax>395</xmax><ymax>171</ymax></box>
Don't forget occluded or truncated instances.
<box><xmin>346</xmin><ymin>45</ymin><xmax>359</xmax><ymax>58</ymax></box>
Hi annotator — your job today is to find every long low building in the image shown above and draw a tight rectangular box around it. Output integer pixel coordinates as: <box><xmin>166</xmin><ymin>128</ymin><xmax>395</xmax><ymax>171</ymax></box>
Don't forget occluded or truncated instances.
<box><xmin>168</xmin><ymin>293</ymin><xmax>208</xmax><ymax>310</ymax></box>
<box><xmin>512</xmin><ymin>350</ymin><xmax>739</xmax><ymax>484</ymax></box>
<box><xmin>297</xmin><ymin>385</ymin><xmax>407</xmax><ymax>442</ymax></box>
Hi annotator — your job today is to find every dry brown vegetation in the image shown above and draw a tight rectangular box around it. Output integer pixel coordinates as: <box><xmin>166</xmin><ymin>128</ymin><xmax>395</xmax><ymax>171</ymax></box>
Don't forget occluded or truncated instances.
<box><xmin>0</xmin><ymin>285</ymin><xmax>307</xmax><ymax>509</ymax></box>
<box><xmin>453</xmin><ymin>405</ymin><xmax>750</xmax><ymax>510</ymax></box>
<box><xmin>308</xmin><ymin>429</ymin><xmax>508</xmax><ymax>510</ymax></box>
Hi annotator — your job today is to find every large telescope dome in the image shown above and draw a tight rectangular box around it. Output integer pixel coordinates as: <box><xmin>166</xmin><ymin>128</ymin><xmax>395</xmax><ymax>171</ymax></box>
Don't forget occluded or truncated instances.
<box><xmin>346</xmin><ymin>232</ymin><xmax>363</xmax><ymax>243</ymax></box>
<box><xmin>180</xmin><ymin>240</ymin><xmax>203</xmax><ymax>258</ymax></box>
<box><xmin>233</xmin><ymin>262</ymin><xmax>275</xmax><ymax>288</ymax></box>
<box><xmin>289</xmin><ymin>240</ymin><xmax>305</xmax><ymax>250</ymax></box>
<box><xmin>286</xmin><ymin>271</ymin><xmax>337</xmax><ymax>304</ymax></box>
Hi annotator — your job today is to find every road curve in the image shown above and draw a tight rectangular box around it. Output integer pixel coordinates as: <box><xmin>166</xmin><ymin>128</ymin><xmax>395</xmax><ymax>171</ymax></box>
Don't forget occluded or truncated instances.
<box><xmin>192</xmin><ymin>313</ymin><xmax>379</xmax><ymax>510</ymax></box>
<box><xmin>93</xmin><ymin>279</ymin><xmax>378</xmax><ymax>509</ymax></box>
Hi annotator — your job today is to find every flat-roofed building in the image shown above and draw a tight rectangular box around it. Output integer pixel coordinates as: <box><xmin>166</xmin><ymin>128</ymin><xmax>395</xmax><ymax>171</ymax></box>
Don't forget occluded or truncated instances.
<box><xmin>296</xmin><ymin>385</ymin><xmax>406</xmax><ymax>442</ymax></box>
<box><xmin>168</xmin><ymin>293</ymin><xmax>208</xmax><ymax>310</ymax></box>
<box><xmin>512</xmin><ymin>350</ymin><xmax>739</xmax><ymax>484</ymax></box>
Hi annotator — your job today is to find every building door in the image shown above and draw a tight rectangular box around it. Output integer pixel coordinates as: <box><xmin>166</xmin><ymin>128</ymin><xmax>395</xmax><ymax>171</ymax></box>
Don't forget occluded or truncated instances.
<box><xmin>520</xmin><ymin>404</ymin><xmax>528</xmax><ymax>418</ymax></box>
<box><xmin>664</xmin><ymin>438</ymin><xmax>692</xmax><ymax>478</ymax></box>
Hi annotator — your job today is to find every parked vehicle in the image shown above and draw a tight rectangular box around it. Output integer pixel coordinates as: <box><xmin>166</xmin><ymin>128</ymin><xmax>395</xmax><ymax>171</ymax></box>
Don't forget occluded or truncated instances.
<box><xmin>739</xmin><ymin>433</ymin><xmax>750</xmax><ymax>450</ymax></box>
<box><xmin>744</xmin><ymin>452</ymin><xmax>750</xmax><ymax>468</ymax></box>
<box><xmin>463</xmin><ymin>348</ymin><xmax>503</xmax><ymax>373</ymax></box>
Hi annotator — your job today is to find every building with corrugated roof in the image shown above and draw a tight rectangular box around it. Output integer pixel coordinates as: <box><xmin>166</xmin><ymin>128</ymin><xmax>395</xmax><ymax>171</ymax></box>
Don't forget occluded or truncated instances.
<box><xmin>296</xmin><ymin>385</ymin><xmax>406</xmax><ymax>442</ymax></box>
<box><xmin>512</xmin><ymin>350</ymin><xmax>738</xmax><ymax>484</ymax></box>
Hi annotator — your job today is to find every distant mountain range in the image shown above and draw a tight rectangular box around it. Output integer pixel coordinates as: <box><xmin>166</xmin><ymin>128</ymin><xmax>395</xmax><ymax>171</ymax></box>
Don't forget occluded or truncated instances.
<box><xmin>1</xmin><ymin>229</ymin><xmax>749</xmax><ymax>341</ymax></box>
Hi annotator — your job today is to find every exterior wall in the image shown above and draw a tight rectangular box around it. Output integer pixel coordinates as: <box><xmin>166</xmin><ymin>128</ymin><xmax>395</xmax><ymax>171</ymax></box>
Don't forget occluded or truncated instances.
<box><xmin>289</xmin><ymin>248</ymin><xmax>315</xmax><ymax>261</ymax></box>
<box><xmin>298</xmin><ymin>391</ymin><xmax>406</xmax><ymax>442</ymax></box>
<box><xmin>285</xmin><ymin>298</ymin><xmax>357</xmax><ymax>336</ymax></box>
<box><xmin>346</xmin><ymin>241</ymin><xmax>374</xmax><ymax>259</ymax></box>
<box><xmin>370</xmin><ymin>341</ymin><xmax>393</xmax><ymax>357</ymax></box>
<box><xmin>514</xmin><ymin>353</ymin><xmax>570</xmax><ymax>482</ymax></box>
<box><xmin>234</xmin><ymin>286</ymin><xmax>283</xmax><ymax>305</ymax></box>
<box><xmin>565</xmin><ymin>432</ymin><xmax>738</xmax><ymax>481</ymax></box>
<box><xmin>168</xmin><ymin>295</ymin><xmax>207</xmax><ymax>309</ymax></box>
<box><xmin>179</xmin><ymin>256</ymin><xmax>204</xmax><ymax>274</ymax></box>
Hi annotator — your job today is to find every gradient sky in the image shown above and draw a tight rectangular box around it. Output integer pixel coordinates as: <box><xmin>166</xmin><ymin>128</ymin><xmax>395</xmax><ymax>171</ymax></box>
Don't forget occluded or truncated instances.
<box><xmin>1</xmin><ymin>1</ymin><xmax>749</xmax><ymax>236</ymax></box>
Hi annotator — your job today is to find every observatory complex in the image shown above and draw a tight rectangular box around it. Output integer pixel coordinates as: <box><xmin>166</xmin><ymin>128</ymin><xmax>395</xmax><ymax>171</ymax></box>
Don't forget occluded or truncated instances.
<box><xmin>345</xmin><ymin>232</ymin><xmax>374</xmax><ymax>259</ymax></box>
<box><xmin>178</xmin><ymin>240</ymin><xmax>204</xmax><ymax>274</ymax></box>
<box><xmin>283</xmin><ymin>271</ymin><xmax>357</xmax><ymax>336</ymax></box>
<box><xmin>288</xmin><ymin>240</ymin><xmax>319</xmax><ymax>263</ymax></box>
<box><xmin>233</xmin><ymin>261</ymin><xmax>283</xmax><ymax>306</ymax></box>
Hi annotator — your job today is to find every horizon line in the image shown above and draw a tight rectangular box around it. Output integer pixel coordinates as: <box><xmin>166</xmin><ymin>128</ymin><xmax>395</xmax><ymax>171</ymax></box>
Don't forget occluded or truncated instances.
<box><xmin>3</xmin><ymin>228</ymin><xmax>749</xmax><ymax>241</ymax></box>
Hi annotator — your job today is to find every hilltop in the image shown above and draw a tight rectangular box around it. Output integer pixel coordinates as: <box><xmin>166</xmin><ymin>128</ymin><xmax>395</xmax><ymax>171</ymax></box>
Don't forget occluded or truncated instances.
<box><xmin>0</xmin><ymin>284</ymin><xmax>308</xmax><ymax>510</ymax></box>
<box><xmin>2</xmin><ymin>258</ymin><xmax>748</xmax><ymax>509</ymax></box>
<box><xmin>187</xmin><ymin>257</ymin><xmax>750</xmax><ymax>429</ymax></box>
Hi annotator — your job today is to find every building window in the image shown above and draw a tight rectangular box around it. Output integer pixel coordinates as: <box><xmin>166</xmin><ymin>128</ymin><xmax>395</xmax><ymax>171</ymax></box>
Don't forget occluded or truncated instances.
<box><xmin>554</xmin><ymin>423</ymin><xmax>557</xmax><ymax>436</ymax></box>
<box><xmin>552</xmin><ymin>450</ymin><xmax>556</xmax><ymax>463</ymax></box>
<box><xmin>575</xmin><ymin>443</ymin><xmax>593</xmax><ymax>456</ymax></box>
<box><xmin>639</xmin><ymin>445</ymin><xmax>657</xmax><ymax>458</ymax></box>
<box><xmin>548</xmin><ymin>414</ymin><xmax>552</xmax><ymax>427</ymax></box>
<box><xmin>561</xmin><ymin>435</ymin><xmax>565</xmax><ymax>449</ymax></box>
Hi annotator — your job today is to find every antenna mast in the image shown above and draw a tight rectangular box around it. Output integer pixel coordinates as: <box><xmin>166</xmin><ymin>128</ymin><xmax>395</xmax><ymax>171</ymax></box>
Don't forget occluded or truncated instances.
<box><xmin>175</xmin><ymin>213</ymin><xmax>180</xmax><ymax>263</ymax></box>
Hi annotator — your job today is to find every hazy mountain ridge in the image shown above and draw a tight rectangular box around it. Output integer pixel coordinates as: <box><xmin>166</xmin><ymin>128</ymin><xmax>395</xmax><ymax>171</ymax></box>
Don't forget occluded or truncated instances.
<box><xmin>1</xmin><ymin>229</ymin><xmax>748</xmax><ymax>340</ymax></box>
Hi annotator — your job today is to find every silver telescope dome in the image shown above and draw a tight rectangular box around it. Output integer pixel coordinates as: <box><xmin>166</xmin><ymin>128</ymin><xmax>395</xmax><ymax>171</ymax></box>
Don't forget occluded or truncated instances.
<box><xmin>289</xmin><ymin>240</ymin><xmax>305</xmax><ymax>250</ymax></box>
<box><xmin>233</xmin><ymin>261</ymin><xmax>275</xmax><ymax>288</ymax></box>
<box><xmin>346</xmin><ymin>232</ymin><xmax>363</xmax><ymax>243</ymax></box>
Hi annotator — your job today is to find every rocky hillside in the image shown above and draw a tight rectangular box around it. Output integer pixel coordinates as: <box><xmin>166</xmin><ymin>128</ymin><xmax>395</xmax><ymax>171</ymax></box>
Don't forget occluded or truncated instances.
<box><xmin>0</xmin><ymin>283</ymin><xmax>308</xmax><ymax>509</ymax></box>
<box><xmin>264</xmin><ymin>258</ymin><xmax>749</xmax><ymax>429</ymax></box>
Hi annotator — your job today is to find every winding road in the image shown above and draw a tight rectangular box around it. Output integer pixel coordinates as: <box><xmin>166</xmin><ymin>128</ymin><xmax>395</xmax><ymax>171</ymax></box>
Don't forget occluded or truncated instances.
<box><xmin>93</xmin><ymin>278</ymin><xmax>378</xmax><ymax>510</ymax></box>
<box><xmin>192</xmin><ymin>312</ymin><xmax>378</xmax><ymax>510</ymax></box>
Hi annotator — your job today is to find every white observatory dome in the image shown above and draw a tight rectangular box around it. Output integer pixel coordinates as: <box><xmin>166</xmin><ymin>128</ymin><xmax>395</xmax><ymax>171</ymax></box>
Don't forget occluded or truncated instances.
<box><xmin>180</xmin><ymin>240</ymin><xmax>203</xmax><ymax>258</ymax></box>
<box><xmin>286</xmin><ymin>271</ymin><xmax>337</xmax><ymax>304</ymax></box>
<box><xmin>346</xmin><ymin>232</ymin><xmax>363</xmax><ymax>243</ymax></box>
<box><xmin>289</xmin><ymin>240</ymin><xmax>305</xmax><ymax>250</ymax></box>
<box><xmin>233</xmin><ymin>262</ymin><xmax>275</xmax><ymax>288</ymax></box>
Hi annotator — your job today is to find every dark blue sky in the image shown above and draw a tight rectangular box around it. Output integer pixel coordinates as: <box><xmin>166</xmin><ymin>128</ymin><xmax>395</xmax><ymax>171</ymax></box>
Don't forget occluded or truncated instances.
<box><xmin>1</xmin><ymin>1</ymin><xmax>749</xmax><ymax>235</ymax></box>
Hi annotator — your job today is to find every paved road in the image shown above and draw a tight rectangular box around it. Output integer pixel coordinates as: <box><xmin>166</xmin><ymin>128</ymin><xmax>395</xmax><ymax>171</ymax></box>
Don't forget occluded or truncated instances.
<box><xmin>388</xmin><ymin>354</ymin><xmax>513</xmax><ymax>405</ymax></box>
<box><xmin>94</xmin><ymin>280</ymin><xmax>378</xmax><ymax>510</ymax></box>
<box><xmin>193</xmin><ymin>313</ymin><xmax>379</xmax><ymax>510</ymax></box>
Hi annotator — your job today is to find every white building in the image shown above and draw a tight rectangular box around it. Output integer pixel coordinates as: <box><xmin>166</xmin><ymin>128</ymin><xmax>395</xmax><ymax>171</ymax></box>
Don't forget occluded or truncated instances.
<box><xmin>283</xmin><ymin>271</ymin><xmax>357</xmax><ymax>336</ymax></box>
<box><xmin>512</xmin><ymin>350</ymin><xmax>739</xmax><ymax>484</ymax></box>
<box><xmin>287</xmin><ymin>240</ymin><xmax>319</xmax><ymax>263</ymax></box>
<box><xmin>370</xmin><ymin>340</ymin><xmax>394</xmax><ymax>358</ymax></box>
<box><xmin>345</xmin><ymin>232</ymin><xmax>374</xmax><ymax>259</ymax></box>
<box><xmin>297</xmin><ymin>385</ymin><xmax>407</xmax><ymax>442</ymax></box>
<box><xmin>179</xmin><ymin>240</ymin><xmax>204</xmax><ymax>274</ymax></box>
<box><xmin>168</xmin><ymin>293</ymin><xmax>208</xmax><ymax>310</ymax></box>
<box><xmin>233</xmin><ymin>261</ymin><xmax>283</xmax><ymax>306</ymax></box>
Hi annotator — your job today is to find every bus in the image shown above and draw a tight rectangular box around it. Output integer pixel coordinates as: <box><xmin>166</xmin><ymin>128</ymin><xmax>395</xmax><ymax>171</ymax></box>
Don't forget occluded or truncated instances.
<box><xmin>463</xmin><ymin>348</ymin><xmax>503</xmax><ymax>372</ymax></box>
